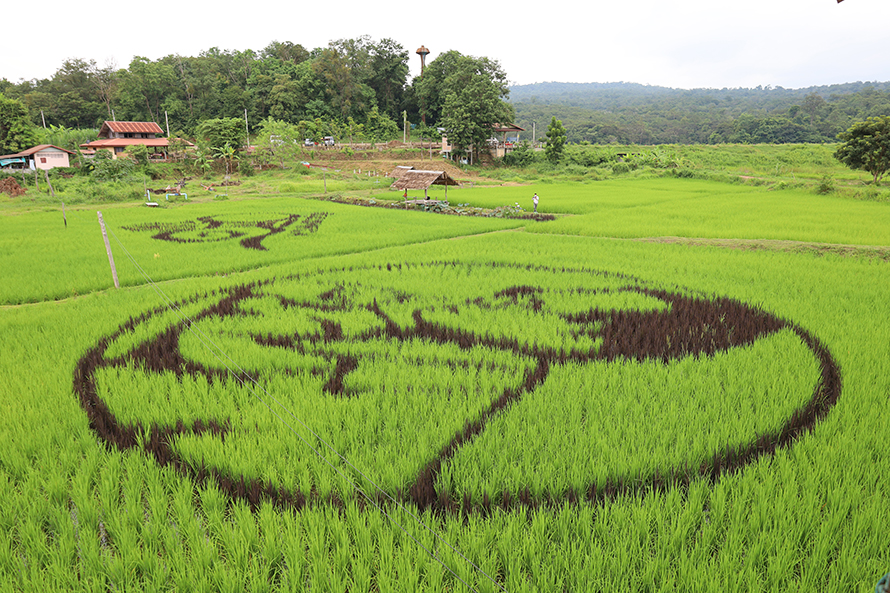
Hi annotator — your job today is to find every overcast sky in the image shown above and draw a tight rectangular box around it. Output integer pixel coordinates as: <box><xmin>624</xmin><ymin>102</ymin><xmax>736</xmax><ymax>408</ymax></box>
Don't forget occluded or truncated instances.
<box><xmin>3</xmin><ymin>0</ymin><xmax>888</xmax><ymax>91</ymax></box>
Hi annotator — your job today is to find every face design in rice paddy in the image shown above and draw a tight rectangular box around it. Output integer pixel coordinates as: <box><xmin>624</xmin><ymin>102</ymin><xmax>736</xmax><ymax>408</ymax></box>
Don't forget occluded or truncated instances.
<box><xmin>74</xmin><ymin>263</ymin><xmax>839</xmax><ymax>513</ymax></box>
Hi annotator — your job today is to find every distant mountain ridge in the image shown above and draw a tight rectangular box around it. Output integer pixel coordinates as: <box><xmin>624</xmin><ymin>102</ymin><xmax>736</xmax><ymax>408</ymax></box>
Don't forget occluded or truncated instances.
<box><xmin>506</xmin><ymin>81</ymin><xmax>890</xmax><ymax>145</ymax></box>
<box><xmin>508</xmin><ymin>81</ymin><xmax>890</xmax><ymax>108</ymax></box>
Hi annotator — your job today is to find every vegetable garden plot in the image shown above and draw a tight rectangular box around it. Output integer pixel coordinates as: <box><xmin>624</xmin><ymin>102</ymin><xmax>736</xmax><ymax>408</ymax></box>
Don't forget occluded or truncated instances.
<box><xmin>73</xmin><ymin>262</ymin><xmax>839</xmax><ymax>513</ymax></box>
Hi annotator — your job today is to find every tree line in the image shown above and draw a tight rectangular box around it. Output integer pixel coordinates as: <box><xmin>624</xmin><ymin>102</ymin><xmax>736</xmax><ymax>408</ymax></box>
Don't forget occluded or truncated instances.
<box><xmin>0</xmin><ymin>38</ymin><xmax>412</xmax><ymax>135</ymax></box>
<box><xmin>4</xmin><ymin>40</ymin><xmax>889</xmax><ymax>156</ymax></box>
<box><xmin>512</xmin><ymin>81</ymin><xmax>890</xmax><ymax>145</ymax></box>
<box><xmin>0</xmin><ymin>39</ymin><xmax>515</xmax><ymax>161</ymax></box>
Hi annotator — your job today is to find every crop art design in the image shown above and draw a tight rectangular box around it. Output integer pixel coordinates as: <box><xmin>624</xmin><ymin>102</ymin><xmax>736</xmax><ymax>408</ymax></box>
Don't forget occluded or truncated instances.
<box><xmin>122</xmin><ymin>212</ymin><xmax>330</xmax><ymax>250</ymax></box>
<box><xmin>73</xmin><ymin>263</ymin><xmax>839</xmax><ymax>513</ymax></box>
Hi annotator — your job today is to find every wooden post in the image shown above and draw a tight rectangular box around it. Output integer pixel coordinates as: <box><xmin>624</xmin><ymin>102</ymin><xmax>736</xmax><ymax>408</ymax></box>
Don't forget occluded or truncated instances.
<box><xmin>61</xmin><ymin>201</ymin><xmax>67</xmax><ymax>228</ymax></box>
<box><xmin>324</xmin><ymin>172</ymin><xmax>327</xmax><ymax>193</ymax></box>
<box><xmin>97</xmin><ymin>211</ymin><xmax>120</xmax><ymax>289</ymax></box>
<box><xmin>44</xmin><ymin>170</ymin><xmax>55</xmax><ymax>198</ymax></box>
<box><xmin>34</xmin><ymin>168</ymin><xmax>40</xmax><ymax>192</ymax></box>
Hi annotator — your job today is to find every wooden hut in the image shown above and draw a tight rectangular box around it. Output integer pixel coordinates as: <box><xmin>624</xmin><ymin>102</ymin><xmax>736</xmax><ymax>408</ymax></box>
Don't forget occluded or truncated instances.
<box><xmin>390</xmin><ymin>169</ymin><xmax>460</xmax><ymax>202</ymax></box>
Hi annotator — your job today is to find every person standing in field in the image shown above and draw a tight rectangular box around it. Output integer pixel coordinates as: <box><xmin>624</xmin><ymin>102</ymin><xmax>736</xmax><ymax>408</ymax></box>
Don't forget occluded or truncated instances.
<box><xmin>533</xmin><ymin>193</ymin><xmax>539</xmax><ymax>213</ymax></box>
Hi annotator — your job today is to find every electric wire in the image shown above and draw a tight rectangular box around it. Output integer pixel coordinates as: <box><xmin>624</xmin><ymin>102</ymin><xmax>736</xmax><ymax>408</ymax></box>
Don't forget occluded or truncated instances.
<box><xmin>100</xmin><ymin>216</ymin><xmax>509</xmax><ymax>593</ymax></box>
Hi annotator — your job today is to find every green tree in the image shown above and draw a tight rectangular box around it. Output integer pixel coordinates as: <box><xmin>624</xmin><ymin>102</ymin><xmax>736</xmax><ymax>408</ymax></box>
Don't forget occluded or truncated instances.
<box><xmin>438</xmin><ymin>53</ymin><xmax>513</xmax><ymax>164</ymax></box>
<box><xmin>412</xmin><ymin>50</ymin><xmax>464</xmax><ymax>125</ymax></box>
<box><xmin>196</xmin><ymin>117</ymin><xmax>245</xmax><ymax>153</ymax></box>
<box><xmin>502</xmin><ymin>140</ymin><xmax>536</xmax><ymax>167</ymax></box>
<box><xmin>256</xmin><ymin>117</ymin><xmax>303</xmax><ymax>167</ymax></box>
<box><xmin>213</xmin><ymin>142</ymin><xmax>239</xmax><ymax>176</ymax></box>
<box><xmin>117</xmin><ymin>56</ymin><xmax>176</xmax><ymax>123</ymax></box>
<box><xmin>545</xmin><ymin>117</ymin><xmax>567</xmax><ymax>163</ymax></box>
<box><xmin>261</xmin><ymin>40</ymin><xmax>310</xmax><ymax>65</ymax></box>
<box><xmin>0</xmin><ymin>92</ymin><xmax>38</xmax><ymax>153</ymax></box>
<box><xmin>364</xmin><ymin>106</ymin><xmax>399</xmax><ymax>142</ymax></box>
<box><xmin>125</xmin><ymin>143</ymin><xmax>150</xmax><ymax>166</ymax></box>
<box><xmin>367</xmin><ymin>38</ymin><xmax>409</xmax><ymax>120</ymax></box>
<box><xmin>313</xmin><ymin>47</ymin><xmax>370</xmax><ymax>121</ymax></box>
<box><xmin>834</xmin><ymin>116</ymin><xmax>890</xmax><ymax>184</ymax></box>
<box><xmin>89</xmin><ymin>149</ymin><xmax>134</xmax><ymax>181</ymax></box>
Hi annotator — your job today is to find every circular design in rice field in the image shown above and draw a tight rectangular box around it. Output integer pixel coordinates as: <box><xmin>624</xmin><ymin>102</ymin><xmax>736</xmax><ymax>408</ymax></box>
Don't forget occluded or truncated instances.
<box><xmin>73</xmin><ymin>262</ymin><xmax>840</xmax><ymax>513</ymax></box>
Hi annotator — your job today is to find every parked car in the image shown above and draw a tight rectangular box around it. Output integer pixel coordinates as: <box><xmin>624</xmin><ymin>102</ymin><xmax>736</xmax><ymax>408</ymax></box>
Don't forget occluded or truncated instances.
<box><xmin>303</xmin><ymin>138</ymin><xmax>315</xmax><ymax>146</ymax></box>
<box><xmin>322</xmin><ymin>136</ymin><xmax>335</xmax><ymax>146</ymax></box>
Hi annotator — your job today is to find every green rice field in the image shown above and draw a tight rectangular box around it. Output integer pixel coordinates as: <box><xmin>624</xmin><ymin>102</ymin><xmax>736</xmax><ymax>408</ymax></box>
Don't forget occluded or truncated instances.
<box><xmin>1</xmin><ymin>172</ymin><xmax>888</xmax><ymax>592</ymax></box>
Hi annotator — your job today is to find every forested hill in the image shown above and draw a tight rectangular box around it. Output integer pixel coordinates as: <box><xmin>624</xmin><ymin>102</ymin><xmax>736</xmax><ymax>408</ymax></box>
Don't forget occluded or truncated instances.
<box><xmin>509</xmin><ymin>81</ymin><xmax>890</xmax><ymax>145</ymax></box>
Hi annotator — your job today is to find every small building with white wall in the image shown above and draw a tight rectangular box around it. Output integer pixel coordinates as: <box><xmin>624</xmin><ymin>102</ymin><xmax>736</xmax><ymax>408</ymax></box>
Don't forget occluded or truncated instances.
<box><xmin>0</xmin><ymin>145</ymin><xmax>75</xmax><ymax>170</ymax></box>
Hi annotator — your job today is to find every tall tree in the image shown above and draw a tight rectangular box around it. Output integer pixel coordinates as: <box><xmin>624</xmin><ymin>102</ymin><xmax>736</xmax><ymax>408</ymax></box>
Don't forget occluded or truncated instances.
<box><xmin>545</xmin><ymin>117</ymin><xmax>567</xmax><ymax>163</ymax></box>
<box><xmin>437</xmin><ymin>53</ymin><xmax>513</xmax><ymax>163</ymax></box>
<box><xmin>411</xmin><ymin>50</ymin><xmax>466</xmax><ymax>125</ymax></box>
<box><xmin>834</xmin><ymin>116</ymin><xmax>890</xmax><ymax>184</ymax></box>
<box><xmin>367</xmin><ymin>38</ymin><xmax>409</xmax><ymax>121</ymax></box>
<box><xmin>0</xmin><ymin>92</ymin><xmax>39</xmax><ymax>153</ymax></box>
<box><xmin>196</xmin><ymin>117</ymin><xmax>246</xmax><ymax>152</ymax></box>
<box><xmin>47</xmin><ymin>58</ymin><xmax>106</xmax><ymax>127</ymax></box>
<box><xmin>91</xmin><ymin>59</ymin><xmax>119</xmax><ymax>119</ymax></box>
<box><xmin>261</xmin><ymin>41</ymin><xmax>310</xmax><ymax>65</ymax></box>
<box><xmin>117</xmin><ymin>57</ymin><xmax>177</xmax><ymax>123</ymax></box>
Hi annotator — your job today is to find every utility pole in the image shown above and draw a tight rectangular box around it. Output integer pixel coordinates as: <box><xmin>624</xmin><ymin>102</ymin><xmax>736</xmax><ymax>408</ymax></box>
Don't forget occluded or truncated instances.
<box><xmin>244</xmin><ymin>109</ymin><xmax>250</xmax><ymax>149</ymax></box>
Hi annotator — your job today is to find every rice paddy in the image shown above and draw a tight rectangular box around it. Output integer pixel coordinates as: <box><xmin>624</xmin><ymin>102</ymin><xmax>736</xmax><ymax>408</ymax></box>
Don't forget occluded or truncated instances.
<box><xmin>1</xmin><ymin>172</ymin><xmax>888</xmax><ymax>591</ymax></box>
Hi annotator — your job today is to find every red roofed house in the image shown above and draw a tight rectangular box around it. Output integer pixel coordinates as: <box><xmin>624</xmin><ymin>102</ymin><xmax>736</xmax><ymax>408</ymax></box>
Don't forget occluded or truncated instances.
<box><xmin>80</xmin><ymin>121</ymin><xmax>193</xmax><ymax>160</ymax></box>
<box><xmin>0</xmin><ymin>145</ymin><xmax>75</xmax><ymax>170</ymax></box>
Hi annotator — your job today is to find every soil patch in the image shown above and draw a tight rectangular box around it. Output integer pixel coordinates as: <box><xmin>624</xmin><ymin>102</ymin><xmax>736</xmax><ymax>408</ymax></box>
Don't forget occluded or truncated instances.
<box><xmin>0</xmin><ymin>177</ymin><xmax>27</xmax><ymax>197</ymax></box>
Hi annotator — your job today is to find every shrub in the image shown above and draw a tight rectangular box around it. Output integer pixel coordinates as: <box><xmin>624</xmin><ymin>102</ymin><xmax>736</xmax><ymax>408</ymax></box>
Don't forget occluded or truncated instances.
<box><xmin>816</xmin><ymin>175</ymin><xmax>834</xmax><ymax>195</ymax></box>
<box><xmin>564</xmin><ymin>146</ymin><xmax>611</xmax><ymax>167</ymax></box>
<box><xmin>47</xmin><ymin>166</ymin><xmax>79</xmax><ymax>178</ymax></box>
<box><xmin>126</xmin><ymin>144</ymin><xmax>150</xmax><ymax>166</ymax></box>
<box><xmin>612</xmin><ymin>162</ymin><xmax>631</xmax><ymax>175</ymax></box>
<box><xmin>91</xmin><ymin>154</ymin><xmax>136</xmax><ymax>182</ymax></box>
<box><xmin>238</xmin><ymin>158</ymin><xmax>255</xmax><ymax>177</ymax></box>
<box><xmin>502</xmin><ymin>142</ymin><xmax>536</xmax><ymax>167</ymax></box>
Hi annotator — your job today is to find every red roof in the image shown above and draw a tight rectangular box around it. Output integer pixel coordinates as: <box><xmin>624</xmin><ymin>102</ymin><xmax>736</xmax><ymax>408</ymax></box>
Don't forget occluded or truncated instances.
<box><xmin>81</xmin><ymin>138</ymin><xmax>184</xmax><ymax>149</ymax></box>
<box><xmin>0</xmin><ymin>144</ymin><xmax>75</xmax><ymax>158</ymax></box>
<box><xmin>98</xmin><ymin>121</ymin><xmax>164</xmax><ymax>138</ymax></box>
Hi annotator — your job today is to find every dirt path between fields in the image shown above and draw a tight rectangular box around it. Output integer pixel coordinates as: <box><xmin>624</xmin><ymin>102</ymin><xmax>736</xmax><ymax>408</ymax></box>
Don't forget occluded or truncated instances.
<box><xmin>634</xmin><ymin>236</ymin><xmax>890</xmax><ymax>261</ymax></box>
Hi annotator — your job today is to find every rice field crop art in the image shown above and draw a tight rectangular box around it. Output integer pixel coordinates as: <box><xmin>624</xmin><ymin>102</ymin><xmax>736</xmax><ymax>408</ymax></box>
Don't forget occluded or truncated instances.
<box><xmin>72</xmin><ymin>261</ymin><xmax>839</xmax><ymax>515</ymax></box>
<box><xmin>121</xmin><ymin>211</ymin><xmax>331</xmax><ymax>251</ymax></box>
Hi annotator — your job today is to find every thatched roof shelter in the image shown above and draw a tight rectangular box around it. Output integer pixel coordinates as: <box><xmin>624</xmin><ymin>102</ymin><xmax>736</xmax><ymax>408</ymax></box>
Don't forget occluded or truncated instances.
<box><xmin>389</xmin><ymin>165</ymin><xmax>414</xmax><ymax>178</ymax></box>
<box><xmin>390</xmin><ymin>170</ymin><xmax>460</xmax><ymax>200</ymax></box>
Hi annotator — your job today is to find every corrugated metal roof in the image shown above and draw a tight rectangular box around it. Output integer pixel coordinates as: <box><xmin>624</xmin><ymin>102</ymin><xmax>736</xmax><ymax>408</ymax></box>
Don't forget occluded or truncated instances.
<box><xmin>80</xmin><ymin>138</ymin><xmax>194</xmax><ymax>148</ymax></box>
<box><xmin>391</xmin><ymin>170</ymin><xmax>459</xmax><ymax>191</ymax></box>
<box><xmin>98</xmin><ymin>121</ymin><xmax>164</xmax><ymax>138</ymax></box>
<box><xmin>0</xmin><ymin>145</ymin><xmax>74</xmax><ymax>158</ymax></box>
